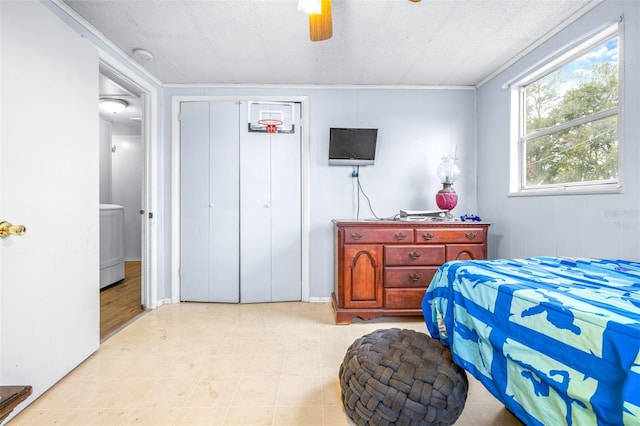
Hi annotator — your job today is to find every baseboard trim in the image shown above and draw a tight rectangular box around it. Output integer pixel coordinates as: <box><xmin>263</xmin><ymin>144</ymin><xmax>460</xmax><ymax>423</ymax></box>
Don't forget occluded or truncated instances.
<box><xmin>308</xmin><ymin>296</ymin><xmax>332</xmax><ymax>303</ymax></box>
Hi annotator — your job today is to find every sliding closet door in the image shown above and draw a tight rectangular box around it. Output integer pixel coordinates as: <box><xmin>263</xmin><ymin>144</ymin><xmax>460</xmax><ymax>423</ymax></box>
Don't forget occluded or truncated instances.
<box><xmin>239</xmin><ymin>103</ymin><xmax>301</xmax><ymax>302</ymax></box>
<box><xmin>180</xmin><ymin>101</ymin><xmax>240</xmax><ymax>302</ymax></box>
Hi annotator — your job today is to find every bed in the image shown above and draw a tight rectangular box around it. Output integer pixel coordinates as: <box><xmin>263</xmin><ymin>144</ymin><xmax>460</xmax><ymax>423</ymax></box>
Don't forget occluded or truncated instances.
<box><xmin>422</xmin><ymin>256</ymin><xmax>640</xmax><ymax>426</ymax></box>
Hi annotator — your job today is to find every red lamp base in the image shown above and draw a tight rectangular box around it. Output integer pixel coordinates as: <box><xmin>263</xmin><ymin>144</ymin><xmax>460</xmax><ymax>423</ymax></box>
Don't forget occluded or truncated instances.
<box><xmin>435</xmin><ymin>188</ymin><xmax>458</xmax><ymax>211</ymax></box>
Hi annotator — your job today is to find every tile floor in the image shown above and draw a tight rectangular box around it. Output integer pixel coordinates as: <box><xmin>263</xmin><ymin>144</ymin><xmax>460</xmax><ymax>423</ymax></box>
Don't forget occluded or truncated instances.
<box><xmin>9</xmin><ymin>302</ymin><xmax>523</xmax><ymax>426</ymax></box>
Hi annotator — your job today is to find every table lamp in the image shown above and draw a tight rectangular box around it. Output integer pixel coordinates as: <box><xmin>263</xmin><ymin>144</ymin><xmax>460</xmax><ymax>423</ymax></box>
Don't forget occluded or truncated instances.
<box><xmin>435</xmin><ymin>155</ymin><xmax>460</xmax><ymax>211</ymax></box>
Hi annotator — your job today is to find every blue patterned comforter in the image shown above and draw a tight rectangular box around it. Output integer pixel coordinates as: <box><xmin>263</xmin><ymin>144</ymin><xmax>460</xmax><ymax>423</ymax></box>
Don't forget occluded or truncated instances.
<box><xmin>422</xmin><ymin>257</ymin><xmax>640</xmax><ymax>426</ymax></box>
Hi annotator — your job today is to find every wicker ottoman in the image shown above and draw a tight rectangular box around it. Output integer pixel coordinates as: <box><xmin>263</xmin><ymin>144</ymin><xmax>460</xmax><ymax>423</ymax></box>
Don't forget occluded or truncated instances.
<box><xmin>339</xmin><ymin>328</ymin><xmax>468</xmax><ymax>426</ymax></box>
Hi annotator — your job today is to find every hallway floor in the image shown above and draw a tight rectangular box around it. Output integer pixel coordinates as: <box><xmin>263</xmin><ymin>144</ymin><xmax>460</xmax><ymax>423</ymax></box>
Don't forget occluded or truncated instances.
<box><xmin>10</xmin><ymin>302</ymin><xmax>522</xmax><ymax>425</ymax></box>
<box><xmin>100</xmin><ymin>261</ymin><xmax>143</xmax><ymax>340</ymax></box>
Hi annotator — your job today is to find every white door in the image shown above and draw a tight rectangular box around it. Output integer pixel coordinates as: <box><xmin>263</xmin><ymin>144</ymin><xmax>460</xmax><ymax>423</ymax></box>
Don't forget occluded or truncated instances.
<box><xmin>240</xmin><ymin>104</ymin><xmax>301</xmax><ymax>302</ymax></box>
<box><xmin>0</xmin><ymin>1</ymin><xmax>100</xmax><ymax>416</ymax></box>
<box><xmin>180</xmin><ymin>101</ymin><xmax>240</xmax><ymax>302</ymax></box>
<box><xmin>180</xmin><ymin>101</ymin><xmax>301</xmax><ymax>303</ymax></box>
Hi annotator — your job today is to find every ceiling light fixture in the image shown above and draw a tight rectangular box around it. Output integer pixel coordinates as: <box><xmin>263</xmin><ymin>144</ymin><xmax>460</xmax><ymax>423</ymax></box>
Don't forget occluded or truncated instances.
<box><xmin>99</xmin><ymin>98</ymin><xmax>129</xmax><ymax>114</ymax></box>
<box><xmin>307</xmin><ymin>0</ymin><xmax>332</xmax><ymax>42</ymax></box>
<box><xmin>298</xmin><ymin>0</ymin><xmax>321</xmax><ymax>14</ymax></box>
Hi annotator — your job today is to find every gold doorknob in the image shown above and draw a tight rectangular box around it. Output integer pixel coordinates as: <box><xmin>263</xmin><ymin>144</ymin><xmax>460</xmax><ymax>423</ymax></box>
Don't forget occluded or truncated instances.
<box><xmin>0</xmin><ymin>221</ymin><xmax>27</xmax><ymax>238</ymax></box>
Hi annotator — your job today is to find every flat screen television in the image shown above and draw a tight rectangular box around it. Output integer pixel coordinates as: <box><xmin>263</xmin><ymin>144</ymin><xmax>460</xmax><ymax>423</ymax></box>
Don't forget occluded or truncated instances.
<box><xmin>328</xmin><ymin>128</ymin><xmax>378</xmax><ymax>166</ymax></box>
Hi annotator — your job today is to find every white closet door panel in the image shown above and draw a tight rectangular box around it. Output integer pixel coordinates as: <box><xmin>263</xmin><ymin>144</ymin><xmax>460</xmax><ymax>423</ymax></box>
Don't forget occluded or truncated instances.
<box><xmin>208</xmin><ymin>102</ymin><xmax>240</xmax><ymax>302</ymax></box>
<box><xmin>180</xmin><ymin>102</ymin><xmax>211</xmax><ymax>302</ymax></box>
<box><xmin>270</xmin><ymin>105</ymin><xmax>302</xmax><ymax>301</ymax></box>
<box><xmin>240</xmin><ymin>105</ymin><xmax>273</xmax><ymax>303</ymax></box>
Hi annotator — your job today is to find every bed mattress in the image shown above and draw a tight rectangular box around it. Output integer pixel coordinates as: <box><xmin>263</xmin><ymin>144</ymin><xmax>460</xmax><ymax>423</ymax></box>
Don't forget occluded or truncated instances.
<box><xmin>422</xmin><ymin>256</ymin><xmax>640</xmax><ymax>425</ymax></box>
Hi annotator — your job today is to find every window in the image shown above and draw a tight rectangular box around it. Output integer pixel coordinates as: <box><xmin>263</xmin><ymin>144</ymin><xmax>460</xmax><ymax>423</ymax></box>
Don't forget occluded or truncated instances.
<box><xmin>510</xmin><ymin>22</ymin><xmax>621</xmax><ymax>194</ymax></box>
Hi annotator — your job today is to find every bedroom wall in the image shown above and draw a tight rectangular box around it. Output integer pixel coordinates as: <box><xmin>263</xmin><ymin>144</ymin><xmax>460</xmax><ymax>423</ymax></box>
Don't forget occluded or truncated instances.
<box><xmin>477</xmin><ymin>0</ymin><xmax>640</xmax><ymax>261</ymax></box>
<box><xmin>51</xmin><ymin>0</ymin><xmax>638</xmax><ymax>303</ymax></box>
<box><xmin>163</xmin><ymin>86</ymin><xmax>477</xmax><ymax>299</ymax></box>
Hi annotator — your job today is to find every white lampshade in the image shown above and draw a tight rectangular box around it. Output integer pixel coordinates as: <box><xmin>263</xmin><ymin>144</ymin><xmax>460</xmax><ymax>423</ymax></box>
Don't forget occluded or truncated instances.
<box><xmin>99</xmin><ymin>98</ymin><xmax>128</xmax><ymax>114</ymax></box>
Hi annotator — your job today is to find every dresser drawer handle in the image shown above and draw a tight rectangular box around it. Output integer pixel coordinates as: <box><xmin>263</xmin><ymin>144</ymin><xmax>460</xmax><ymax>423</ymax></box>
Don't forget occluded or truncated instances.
<box><xmin>409</xmin><ymin>273</ymin><xmax>422</xmax><ymax>281</ymax></box>
<box><xmin>422</xmin><ymin>232</ymin><xmax>435</xmax><ymax>241</ymax></box>
<box><xmin>465</xmin><ymin>232</ymin><xmax>477</xmax><ymax>240</ymax></box>
<box><xmin>351</xmin><ymin>232</ymin><xmax>363</xmax><ymax>240</ymax></box>
<box><xmin>395</xmin><ymin>232</ymin><xmax>407</xmax><ymax>240</ymax></box>
<box><xmin>409</xmin><ymin>251</ymin><xmax>421</xmax><ymax>260</ymax></box>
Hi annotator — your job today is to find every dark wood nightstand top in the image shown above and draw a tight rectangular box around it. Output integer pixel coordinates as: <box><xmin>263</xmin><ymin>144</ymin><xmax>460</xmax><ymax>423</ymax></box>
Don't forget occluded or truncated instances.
<box><xmin>0</xmin><ymin>385</ymin><xmax>32</xmax><ymax>424</ymax></box>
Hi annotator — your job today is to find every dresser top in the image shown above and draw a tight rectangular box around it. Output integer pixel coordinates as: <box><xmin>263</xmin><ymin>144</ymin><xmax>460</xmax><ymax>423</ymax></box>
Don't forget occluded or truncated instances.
<box><xmin>333</xmin><ymin>219</ymin><xmax>490</xmax><ymax>227</ymax></box>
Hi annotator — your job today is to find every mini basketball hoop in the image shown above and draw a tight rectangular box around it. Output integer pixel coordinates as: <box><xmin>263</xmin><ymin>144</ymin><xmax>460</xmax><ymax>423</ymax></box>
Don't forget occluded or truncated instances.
<box><xmin>258</xmin><ymin>118</ymin><xmax>283</xmax><ymax>134</ymax></box>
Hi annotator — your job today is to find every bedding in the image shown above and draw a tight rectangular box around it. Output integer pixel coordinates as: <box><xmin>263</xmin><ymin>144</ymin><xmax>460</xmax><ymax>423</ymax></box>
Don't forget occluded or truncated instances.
<box><xmin>422</xmin><ymin>256</ymin><xmax>640</xmax><ymax>426</ymax></box>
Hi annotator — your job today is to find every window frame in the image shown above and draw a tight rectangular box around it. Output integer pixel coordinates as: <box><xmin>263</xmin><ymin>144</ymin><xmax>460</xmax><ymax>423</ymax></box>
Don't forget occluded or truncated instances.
<box><xmin>508</xmin><ymin>21</ymin><xmax>623</xmax><ymax>196</ymax></box>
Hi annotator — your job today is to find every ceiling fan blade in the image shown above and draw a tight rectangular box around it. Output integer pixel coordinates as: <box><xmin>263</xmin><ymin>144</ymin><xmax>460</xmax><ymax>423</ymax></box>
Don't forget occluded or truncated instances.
<box><xmin>309</xmin><ymin>0</ymin><xmax>332</xmax><ymax>42</ymax></box>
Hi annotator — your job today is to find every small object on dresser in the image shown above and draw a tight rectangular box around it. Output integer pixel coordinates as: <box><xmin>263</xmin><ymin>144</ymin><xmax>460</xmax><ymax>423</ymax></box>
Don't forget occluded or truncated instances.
<box><xmin>460</xmin><ymin>214</ymin><xmax>481</xmax><ymax>222</ymax></box>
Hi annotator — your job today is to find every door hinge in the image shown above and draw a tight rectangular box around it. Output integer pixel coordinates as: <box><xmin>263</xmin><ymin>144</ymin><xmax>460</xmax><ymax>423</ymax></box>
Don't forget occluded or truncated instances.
<box><xmin>148</xmin><ymin>212</ymin><xmax>153</xmax><ymax>219</ymax></box>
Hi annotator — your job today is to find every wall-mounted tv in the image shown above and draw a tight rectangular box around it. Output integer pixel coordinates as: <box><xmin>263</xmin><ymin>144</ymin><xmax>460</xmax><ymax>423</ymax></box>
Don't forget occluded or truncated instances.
<box><xmin>328</xmin><ymin>127</ymin><xmax>378</xmax><ymax>166</ymax></box>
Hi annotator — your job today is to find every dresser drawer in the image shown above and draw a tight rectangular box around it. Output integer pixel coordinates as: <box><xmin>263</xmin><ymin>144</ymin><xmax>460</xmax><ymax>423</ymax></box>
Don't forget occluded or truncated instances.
<box><xmin>384</xmin><ymin>288</ymin><xmax>427</xmax><ymax>309</ymax></box>
<box><xmin>446</xmin><ymin>244</ymin><xmax>486</xmax><ymax>261</ymax></box>
<box><xmin>343</xmin><ymin>227</ymin><xmax>413</xmax><ymax>244</ymax></box>
<box><xmin>415</xmin><ymin>227</ymin><xmax>485</xmax><ymax>244</ymax></box>
<box><xmin>384</xmin><ymin>266</ymin><xmax>439</xmax><ymax>288</ymax></box>
<box><xmin>384</xmin><ymin>245</ymin><xmax>445</xmax><ymax>266</ymax></box>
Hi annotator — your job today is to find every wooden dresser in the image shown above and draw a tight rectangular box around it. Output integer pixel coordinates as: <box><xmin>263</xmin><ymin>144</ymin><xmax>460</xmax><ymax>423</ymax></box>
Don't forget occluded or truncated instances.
<box><xmin>332</xmin><ymin>220</ymin><xmax>490</xmax><ymax>324</ymax></box>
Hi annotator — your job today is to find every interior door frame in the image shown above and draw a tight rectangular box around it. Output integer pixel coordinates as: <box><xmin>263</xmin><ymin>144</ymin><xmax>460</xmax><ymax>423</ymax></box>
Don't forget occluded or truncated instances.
<box><xmin>171</xmin><ymin>96</ymin><xmax>310</xmax><ymax>303</ymax></box>
<box><xmin>46</xmin><ymin>0</ymin><xmax>159</xmax><ymax>310</ymax></box>
<box><xmin>99</xmin><ymin>55</ymin><xmax>159</xmax><ymax>309</ymax></box>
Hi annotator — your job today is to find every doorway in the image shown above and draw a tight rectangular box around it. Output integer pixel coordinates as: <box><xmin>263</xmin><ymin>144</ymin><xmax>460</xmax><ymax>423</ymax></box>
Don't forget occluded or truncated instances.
<box><xmin>98</xmin><ymin>64</ymin><xmax>148</xmax><ymax>338</ymax></box>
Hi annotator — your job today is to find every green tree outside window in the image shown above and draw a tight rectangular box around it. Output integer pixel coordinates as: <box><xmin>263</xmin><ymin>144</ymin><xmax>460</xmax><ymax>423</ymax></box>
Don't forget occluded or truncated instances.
<box><xmin>520</xmin><ymin>35</ymin><xmax>619</xmax><ymax>189</ymax></box>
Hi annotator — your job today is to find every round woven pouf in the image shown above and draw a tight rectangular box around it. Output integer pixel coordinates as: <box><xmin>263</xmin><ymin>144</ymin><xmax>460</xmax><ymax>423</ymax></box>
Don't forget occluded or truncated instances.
<box><xmin>339</xmin><ymin>328</ymin><xmax>468</xmax><ymax>426</ymax></box>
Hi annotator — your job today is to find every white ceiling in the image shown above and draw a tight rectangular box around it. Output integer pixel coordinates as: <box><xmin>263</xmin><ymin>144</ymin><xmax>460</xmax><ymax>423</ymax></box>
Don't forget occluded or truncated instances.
<box><xmin>62</xmin><ymin>0</ymin><xmax>601</xmax><ymax>87</ymax></box>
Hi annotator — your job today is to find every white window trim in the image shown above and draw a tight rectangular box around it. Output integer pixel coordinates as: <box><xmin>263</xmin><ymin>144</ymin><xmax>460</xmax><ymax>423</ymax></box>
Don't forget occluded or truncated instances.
<box><xmin>508</xmin><ymin>19</ymin><xmax>624</xmax><ymax>197</ymax></box>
